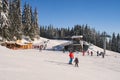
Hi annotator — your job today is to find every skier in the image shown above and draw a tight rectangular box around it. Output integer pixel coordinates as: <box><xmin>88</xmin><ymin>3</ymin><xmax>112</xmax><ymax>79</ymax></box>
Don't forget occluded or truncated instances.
<box><xmin>39</xmin><ymin>45</ymin><xmax>43</xmax><ymax>52</ymax></box>
<box><xmin>87</xmin><ymin>50</ymin><xmax>90</xmax><ymax>55</ymax></box>
<box><xmin>91</xmin><ymin>51</ymin><xmax>93</xmax><ymax>56</ymax></box>
<box><xmin>69</xmin><ymin>51</ymin><xmax>74</xmax><ymax>64</ymax></box>
<box><xmin>101</xmin><ymin>52</ymin><xmax>105</xmax><ymax>58</ymax></box>
<box><xmin>97</xmin><ymin>51</ymin><xmax>99</xmax><ymax>56</ymax></box>
<box><xmin>82</xmin><ymin>50</ymin><xmax>85</xmax><ymax>56</ymax></box>
<box><xmin>74</xmin><ymin>57</ymin><xmax>79</xmax><ymax>67</ymax></box>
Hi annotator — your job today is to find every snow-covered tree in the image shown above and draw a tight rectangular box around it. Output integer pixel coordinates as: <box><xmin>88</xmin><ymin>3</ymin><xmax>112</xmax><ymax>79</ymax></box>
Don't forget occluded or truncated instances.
<box><xmin>9</xmin><ymin>0</ymin><xmax>22</xmax><ymax>40</ymax></box>
<box><xmin>111</xmin><ymin>33</ymin><xmax>117</xmax><ymax>51</ymax></box>
<box><xmin>0</xmin><ymin>0</ymin><xmax>10</xmax><ymax>41</ymax></box>
<box><xmin>22</xmin><ymin>3</ymin><xmax>32</xmax><ymax>36</ymax></box>
<box><xmin>0</xmin><ymin>0</ymin><xmax>2</xmax><ymax>11</ymax></box>
<box><xmin>33</xmin><ymin>8</ymin><xmax>40</xmax><ymax>38</ymax></box>
<box><xmin>0</xmin><ymin>0</ymin><xmax>40</xmax><ymax>41</ymax></box>
<box><xmin>117</xmin><ymin>34</ymin><xmax>120</xmax><ymax>52</ymax></box>
<box><xmin>0</xmin><ymin>0</ymin><xmax>3</xmax><ymax>40</ymax></box>
<box><xmin>3</xmin><ymin>0</ymin><xmax>9</xmax><ymax>13</ymax></box>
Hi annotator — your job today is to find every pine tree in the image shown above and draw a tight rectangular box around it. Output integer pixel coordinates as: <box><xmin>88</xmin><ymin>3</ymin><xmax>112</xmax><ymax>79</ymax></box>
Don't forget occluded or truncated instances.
<box><xmin>83</xmin><ymin>24</ymin><xmax>90</xmax><ymax>42</ymax></box>
<box><xmin>0</xmin><ymin>0</ymin><xmax>10</xmax><ymax>41</ymax></box>
<box><xmin>116</xmin><ymin>33</ymin><xmax>120</xmax><ymax>52</ymax></box>
<box><xmin>66</xmin><ymin>27</ymin><xmax>70</xmax><ymax>37</ymax></box>
<box><xmin>29</xmin><ymin>6</ymin><xmax>35</xmax><ymax>40</ymax></box>
<box><xmin>22</xmin><ymin>3</ymin><xmax>31</xmax><ymax>37</ymax></box>
<box><xmin>3</xmin><ymin>0</ymin><xmax>9</xmax><ymax>13</ymax></box>
<box><xmin>0</xmin><ymin>0</ymin><xmax>2</xmax><ymax>11</ymax></box>
<box><xmin>108</xmin><ymin>38</ymin><xmax>112</xmax><ymax>50</ymax></box>
<box><xmin>9</xmin><ymin>0</ymin><xmax>22</xmax><ymax>40</ymax></box>
<box><xmin>0</xmin><ymin>0</ymin><xmax>3</xmax><ymax>39</ymax></box>
<box><xmin>33</xmin><ymin>8</ymin><xmax>40</xmax><ymax>38</ymax></box>
<box><xmin>95</xmin><ymin>32</ymin><xmax>100</xmax><ymax>48</ymax></box>
<box><xmin>70</xmin><ymin>27</ymin><xmax>74</xmax><ymax>36</ymax></box>
<box><xmin>60</xmin><ymin>28</ymin><xmax>65</xmax><ymax>39</ymax></box>
<box><xmin>74</xmin><ymin>25</ymin><xmax>80</xmax><ymax>35</ymax></box>
<box><xmin>54</xmin><ymin>28</ymin><xmax>60</xmax><ymax>39</ymax></box>
<box><xmin>111</xmin><ymin>33</ymin><xmax>117</xmax><ymax>51</ymax></box>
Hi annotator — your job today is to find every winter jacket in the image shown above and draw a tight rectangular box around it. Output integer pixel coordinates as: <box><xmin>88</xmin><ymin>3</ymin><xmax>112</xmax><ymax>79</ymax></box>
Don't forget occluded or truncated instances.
<box><xmin>74</xmin><ymin>57</ymin><xmax>79</xmax><ymax>63</ymax></box>
<box><xmin>69</xmin><ymin>52</ymin><xmax>74</xmax><ymax>59</ymax></box>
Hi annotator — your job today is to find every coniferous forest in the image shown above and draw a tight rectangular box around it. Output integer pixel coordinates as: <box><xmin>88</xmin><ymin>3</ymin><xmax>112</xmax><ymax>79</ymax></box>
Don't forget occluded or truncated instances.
<box><xmin>0</xmin><ymin>0</ymin><xmax>40</xmax><ymax>41</ymax></box>
<box><xmin>40</xmin><ymin>25</ymin><xmax>120</xmax><ymax>53</ymax></box>
<box><xmin>0</xmin><ymin>0</ymin><xmax>120</xmax><ymax>53</ymax></box>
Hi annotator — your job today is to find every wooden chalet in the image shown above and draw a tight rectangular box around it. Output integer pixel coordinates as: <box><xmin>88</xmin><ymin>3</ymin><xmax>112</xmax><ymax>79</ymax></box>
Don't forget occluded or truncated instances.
<box><xmin>4</xmin><ymin>40</ymin><xmax>33</xmax><ymax>50</ymax></box>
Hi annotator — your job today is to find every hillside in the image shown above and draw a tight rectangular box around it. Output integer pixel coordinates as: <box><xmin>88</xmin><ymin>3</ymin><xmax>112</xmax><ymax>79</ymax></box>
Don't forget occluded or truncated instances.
<box><xmin>0</xmin><ymin>38</ymin><xmax>120</xmax><ymax>80</ymax></box>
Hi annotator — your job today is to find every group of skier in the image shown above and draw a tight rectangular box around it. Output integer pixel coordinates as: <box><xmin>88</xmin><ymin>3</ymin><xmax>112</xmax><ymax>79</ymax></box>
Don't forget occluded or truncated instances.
<box><xmin>87</xmin><ymin>50</ymin><xmax>105</xmax><ymax>58</ymax></box>
<box><xmin>68</xmin><ymin>50</ymin><xmax>105</xmax><ymax>67</ymax></box>
<box><xmin>68</xmin><ymin>51</ymin><xmax>79</xmax><ymax>67</ymax></box>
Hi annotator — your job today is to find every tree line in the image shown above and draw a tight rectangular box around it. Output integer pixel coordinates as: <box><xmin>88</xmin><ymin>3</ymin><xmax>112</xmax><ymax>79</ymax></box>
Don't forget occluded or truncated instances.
<box><xmin>0</xmin><ymin>0</ymin><xmax>40</xmax><ymax>41</ymax></box>
<box><xmin>40</xmin><ymin>24</ymin><xmax>120</xmax><ymax>53</ymax></box>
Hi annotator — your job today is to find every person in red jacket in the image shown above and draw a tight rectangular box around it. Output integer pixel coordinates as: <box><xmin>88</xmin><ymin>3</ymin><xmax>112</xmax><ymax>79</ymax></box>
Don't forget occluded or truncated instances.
<box><xmin>69</xmin><ymin>51</ymin><xmax>74</xmax><ymax>64</ymax></box>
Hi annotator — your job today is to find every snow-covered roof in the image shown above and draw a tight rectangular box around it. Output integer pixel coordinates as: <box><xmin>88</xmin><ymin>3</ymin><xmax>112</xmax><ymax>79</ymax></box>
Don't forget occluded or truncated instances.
<box><xmin>21</xmin><ymin>39</ymin><xmax>30</xmax><ymax>44</ymax></box>
<box><xmin>71</xmin><ymin>35</ymin><xmax>83</xmax><ymax>39</ymax></box>
<box><xmin>16</xmin><ymin>43</ymin><xmax>27</xmax><ymax>46</ymax></box>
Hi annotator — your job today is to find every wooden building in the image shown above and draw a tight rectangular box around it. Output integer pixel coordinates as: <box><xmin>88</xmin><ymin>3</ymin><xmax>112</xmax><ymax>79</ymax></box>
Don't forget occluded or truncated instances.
<box><xmin>4</xmin><ymin>40</ymin><xmax>33</xmax><ymax>50</ymax></box>
<box><xmin>71</xmin><ymin>35</ymin><xmax>83</xmax><ymax>52</ymax></box>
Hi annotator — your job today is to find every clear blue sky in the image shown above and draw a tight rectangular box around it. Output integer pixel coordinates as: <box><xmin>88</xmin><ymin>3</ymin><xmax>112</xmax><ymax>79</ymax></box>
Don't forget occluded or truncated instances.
<box><xmin>21</xmin><ymin>0</ymin><xmax>120</xmax><ymax>35</ymax></box>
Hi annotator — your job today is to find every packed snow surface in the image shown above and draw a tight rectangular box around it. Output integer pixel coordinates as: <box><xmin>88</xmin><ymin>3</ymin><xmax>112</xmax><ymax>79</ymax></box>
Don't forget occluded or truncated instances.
<box><xmin>0</xmin><ymin>38</ymin><xmax>120</xmax><ymax>80</ymax></box>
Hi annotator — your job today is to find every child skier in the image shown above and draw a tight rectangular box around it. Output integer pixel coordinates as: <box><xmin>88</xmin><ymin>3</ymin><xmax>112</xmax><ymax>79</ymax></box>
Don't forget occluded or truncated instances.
<box><xmin>74</xmin><ymin>57</ymin><xmax>79</xmax><ymax>67</ymax></box>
